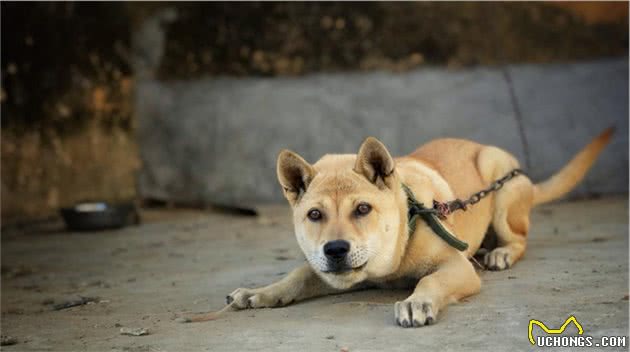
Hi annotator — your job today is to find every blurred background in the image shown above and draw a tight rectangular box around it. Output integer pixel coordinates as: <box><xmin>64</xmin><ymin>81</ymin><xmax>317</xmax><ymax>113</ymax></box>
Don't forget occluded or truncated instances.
<box><xmin>2</xmin><ymin>2</ymin><xmax>628</xmax><ymax>225</ymax></box>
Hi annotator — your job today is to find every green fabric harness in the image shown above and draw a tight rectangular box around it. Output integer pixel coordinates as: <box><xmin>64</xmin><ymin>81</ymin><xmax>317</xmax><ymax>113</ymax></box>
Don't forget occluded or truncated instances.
<box><xmin>401</xmin><ymin>183</ymin><xmax>469</xmax><ymax>252</ymax></box>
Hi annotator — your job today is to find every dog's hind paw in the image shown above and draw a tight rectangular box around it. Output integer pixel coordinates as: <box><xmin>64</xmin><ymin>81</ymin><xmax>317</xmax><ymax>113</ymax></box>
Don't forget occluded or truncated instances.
<box><xmin>484</xmin><ymin>247</ymin><xmax>513</xmax><ymax>271</ymax></box>
<box><xmin>394</xmin><ymin>298</ymin><xmax>437</xmax><ymax>328</ymax></box>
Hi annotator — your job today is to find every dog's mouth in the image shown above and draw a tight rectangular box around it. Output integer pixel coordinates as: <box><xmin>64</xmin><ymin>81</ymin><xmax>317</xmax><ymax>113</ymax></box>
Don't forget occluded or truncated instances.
<box><xmin>321</xmin><ymin>261</ymin><xmax>367</xmax><ymax>275</ymax></box>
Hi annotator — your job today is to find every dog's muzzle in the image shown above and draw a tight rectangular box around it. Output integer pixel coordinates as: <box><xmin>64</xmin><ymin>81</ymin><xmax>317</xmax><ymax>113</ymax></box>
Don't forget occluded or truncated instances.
<box><xmin>320</xmin><ymin>240</ymin><xmax>367</xmax><ymax>274</ymax></box>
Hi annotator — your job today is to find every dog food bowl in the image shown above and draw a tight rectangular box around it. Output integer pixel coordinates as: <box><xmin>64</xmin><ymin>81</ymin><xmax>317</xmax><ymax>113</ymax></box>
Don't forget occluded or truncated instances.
<box><xmin>60</xmin><ymin>201</ymin><xmax>138</xmax><ymax>231</ymax></box>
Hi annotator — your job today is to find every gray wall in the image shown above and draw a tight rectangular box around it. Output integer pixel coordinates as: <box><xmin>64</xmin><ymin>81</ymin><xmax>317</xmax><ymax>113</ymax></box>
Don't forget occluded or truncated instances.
<box><xmin>136</xmin><ymin>58</ymin><xmax>628</xmax><ymax>205</ymax></box>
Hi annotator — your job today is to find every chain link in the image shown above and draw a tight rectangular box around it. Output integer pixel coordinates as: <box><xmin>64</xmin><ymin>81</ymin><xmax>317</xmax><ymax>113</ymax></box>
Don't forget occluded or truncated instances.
<box><xmin>433</xmin><ymin>169</ymin><xmax>525</xmax><ymax>219</ymax></box>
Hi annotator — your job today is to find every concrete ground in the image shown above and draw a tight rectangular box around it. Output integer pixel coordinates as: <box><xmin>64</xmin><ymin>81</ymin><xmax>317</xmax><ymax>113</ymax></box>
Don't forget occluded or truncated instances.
<box><xmin>1</xmin><ymin>197</ymin><xmax>628</xmax><ymax>351</ymax></box>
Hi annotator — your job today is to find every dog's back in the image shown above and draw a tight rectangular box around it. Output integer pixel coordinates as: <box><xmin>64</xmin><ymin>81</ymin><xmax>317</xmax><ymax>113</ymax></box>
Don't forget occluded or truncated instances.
<box><xmin>407</xmin><ymin>138</ymin><xmax>494</xmax><ymax>200</ymax></box>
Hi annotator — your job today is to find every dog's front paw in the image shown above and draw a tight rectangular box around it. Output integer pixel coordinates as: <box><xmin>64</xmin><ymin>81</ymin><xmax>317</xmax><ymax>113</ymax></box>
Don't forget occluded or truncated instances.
<box><xmin>394</xmin><ymin>297</ymin><xmax>438</xmax><ymax>328</ymax></box>
<box><xmin>484</xmin><ymin>247</ymin><xmax>513</xmax><ymax>271</ymax></box>
<box><xmin>226</xmin><ymin>287</ymin><xmax>291</xmax><ymax>310</ymax></box>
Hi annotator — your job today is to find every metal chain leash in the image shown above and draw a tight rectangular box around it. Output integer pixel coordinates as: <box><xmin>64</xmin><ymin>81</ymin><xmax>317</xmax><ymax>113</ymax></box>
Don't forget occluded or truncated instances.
<box><xmin>403</xmin><ymin>168</ymin><xmax>526</xmax><ymax>250</ymax></box>
<box><xmin>431</xmin><ymin>169</ymin><xmax>526</xmax><ymax>219</ymax></box>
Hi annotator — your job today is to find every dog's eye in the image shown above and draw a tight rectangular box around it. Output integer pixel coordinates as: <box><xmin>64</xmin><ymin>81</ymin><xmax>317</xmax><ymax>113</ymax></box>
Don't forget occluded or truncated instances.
<box><xmin>307</xmin><ymin>209</ymin><xmax>322</xmax><ymax>221</ymax></box>
<box><xmin>355</xmin><ymin>203</ymin><xmax>372</xmax><ymax>216</ymax></box>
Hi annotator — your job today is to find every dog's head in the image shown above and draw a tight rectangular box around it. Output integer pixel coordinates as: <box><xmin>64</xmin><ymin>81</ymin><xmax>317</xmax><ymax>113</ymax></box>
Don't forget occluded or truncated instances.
<box><xmin>277</xmin><ymin>137</ymin><xmax>407</xmax><ymax>289</ymax></box>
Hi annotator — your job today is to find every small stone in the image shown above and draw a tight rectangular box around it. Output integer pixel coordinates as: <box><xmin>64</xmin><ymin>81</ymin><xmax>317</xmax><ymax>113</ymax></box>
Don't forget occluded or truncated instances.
<box><xmin>274</xmin><ymin>256</ymin><xmax>293</xmax><ymax>261</ymax></box>
<box><xmin>120</xmin><ymin>327</ymin><xmax>149</xmax><ymax>336</ymax></box>
<box><xmin>326</xmin><ymin>335</ymin><xmax>335</xmax><ymax>340</ymax></box>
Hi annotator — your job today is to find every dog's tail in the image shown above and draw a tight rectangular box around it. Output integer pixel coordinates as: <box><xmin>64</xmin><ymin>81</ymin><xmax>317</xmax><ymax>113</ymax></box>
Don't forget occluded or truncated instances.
<box><xmin>532</xmin><ymin>127</ymin><xmax>614</xmax><ymax>206</ymax></box>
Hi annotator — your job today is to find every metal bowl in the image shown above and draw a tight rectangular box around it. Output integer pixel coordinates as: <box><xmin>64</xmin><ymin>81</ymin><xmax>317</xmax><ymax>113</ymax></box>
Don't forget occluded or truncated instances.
<box><xmin>60</xmin><ymin>202</ymin><xmax>138</xmax><ymax>231</ymax></box>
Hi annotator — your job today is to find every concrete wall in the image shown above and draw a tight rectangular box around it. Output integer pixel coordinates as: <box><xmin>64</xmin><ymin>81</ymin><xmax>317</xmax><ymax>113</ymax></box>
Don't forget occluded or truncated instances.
<box><xmin>136</xmin><ymin>58</ymin><xmax>628</xmax><ymax>205</ymax></box>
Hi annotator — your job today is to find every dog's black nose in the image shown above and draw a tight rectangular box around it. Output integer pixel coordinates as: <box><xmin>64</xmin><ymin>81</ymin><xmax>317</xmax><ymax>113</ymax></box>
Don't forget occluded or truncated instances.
<box><xmin>323</xmin><ymin>240</ymin><xmax>350</xmax><ymax>261</ymax></box>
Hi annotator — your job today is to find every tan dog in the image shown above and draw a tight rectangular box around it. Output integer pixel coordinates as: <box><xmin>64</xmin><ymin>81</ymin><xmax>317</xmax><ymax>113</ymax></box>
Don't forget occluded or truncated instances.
<box><xmin>227</xmin><ymin>128</ymin><xmax>613</xmax><ymax>327</ymax></box>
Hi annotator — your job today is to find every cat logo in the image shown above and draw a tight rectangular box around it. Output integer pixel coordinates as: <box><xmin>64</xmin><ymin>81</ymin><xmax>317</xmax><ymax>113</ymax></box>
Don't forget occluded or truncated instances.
<box><xmin>528</xmin><ymin>315</ymin><xmax>584</xmax><ymax>345</ymax></box>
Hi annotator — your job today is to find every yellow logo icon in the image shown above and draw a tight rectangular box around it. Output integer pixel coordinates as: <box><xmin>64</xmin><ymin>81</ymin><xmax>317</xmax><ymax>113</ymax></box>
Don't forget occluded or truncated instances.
<box><xmin>528</xmin><ymin>315</ymin><xmax>584</xmax><ymax>345</ymax></box>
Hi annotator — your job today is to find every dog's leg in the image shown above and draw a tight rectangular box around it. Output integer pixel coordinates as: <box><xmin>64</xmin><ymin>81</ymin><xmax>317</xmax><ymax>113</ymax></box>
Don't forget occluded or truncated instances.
<box><xmin>485</xmin><ymin>176</ymin><xmax>533</xmax><ymax>270</ymax></box>
<box><xmin>394</xmin><ymin>253</ymin><xmax>481</xmax><ymax>327</ymax></box>
<box><xmin>227</xmin><ymin>264</ymin><xmax>338</xmax><ymax>309</ymax></box>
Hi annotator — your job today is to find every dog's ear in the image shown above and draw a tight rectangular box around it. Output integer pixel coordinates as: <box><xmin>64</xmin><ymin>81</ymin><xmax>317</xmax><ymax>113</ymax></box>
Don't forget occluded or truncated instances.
<box><xmin>277</xmin><ymin>149</ymin><xmax>316</xmax><ymax>205</ymax></box>
<box><xmin>354</xmin><ymin>137</ymin><xmax>396</xmax><ymax>189</ymax></box>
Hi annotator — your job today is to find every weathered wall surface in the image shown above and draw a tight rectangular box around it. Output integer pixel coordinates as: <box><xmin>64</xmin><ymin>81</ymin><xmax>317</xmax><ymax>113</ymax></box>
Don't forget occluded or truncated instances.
<box><xmin>1</xmin><ymin>3</ymin><xmax>139</xmax><ymax>223</ymax></box>
<box><xmin>2</xmin><ymin>3</ymin><xmax>627</xmax><ymax>221</ymax></box>
<box><xmin>137</xmin><ymin>58</ymin><xmax>628</xmax><ymax>205</ymax></box>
